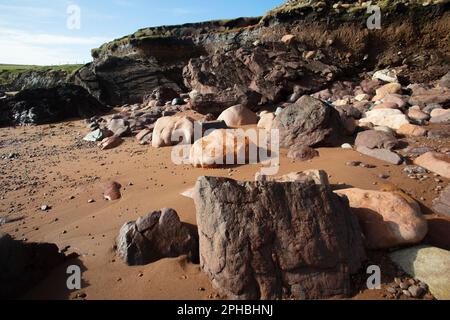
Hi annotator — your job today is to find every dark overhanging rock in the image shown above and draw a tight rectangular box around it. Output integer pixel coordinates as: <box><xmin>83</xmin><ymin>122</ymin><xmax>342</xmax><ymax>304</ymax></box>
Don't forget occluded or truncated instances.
<box><xmin>193</xmin><ymin>176</ymin><xmax>366</xmax><ymax>300</ymax></box>
<box><xmin>0</xmin><ymin>84</ymin><xmax>110</xmax><ymax>127</ymax></box>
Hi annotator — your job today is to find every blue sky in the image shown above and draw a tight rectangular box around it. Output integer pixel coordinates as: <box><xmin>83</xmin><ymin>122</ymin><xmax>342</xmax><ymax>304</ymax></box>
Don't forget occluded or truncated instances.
<box><xmin>0</xmin><ymin>0</ymin><xmax>284</xmax><ymax>65</ymax></box>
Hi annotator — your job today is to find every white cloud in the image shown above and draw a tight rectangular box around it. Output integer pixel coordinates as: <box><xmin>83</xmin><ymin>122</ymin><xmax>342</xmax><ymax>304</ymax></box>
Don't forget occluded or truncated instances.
<box><xmin>0</xmin><ymin>27</ymin><xmax>110</xmax><ymax>65</ymax></box>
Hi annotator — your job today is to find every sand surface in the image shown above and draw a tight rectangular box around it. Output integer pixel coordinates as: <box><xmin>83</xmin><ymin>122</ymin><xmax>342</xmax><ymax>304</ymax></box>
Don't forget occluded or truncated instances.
<box><xmin>0</xmin><ymin>115</ymin><xmax>448</xmax><ymax>300</ymax></box>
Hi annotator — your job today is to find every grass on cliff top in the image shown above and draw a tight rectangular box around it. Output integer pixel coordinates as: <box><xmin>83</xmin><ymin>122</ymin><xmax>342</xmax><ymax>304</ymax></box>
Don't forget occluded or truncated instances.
<box><xmin>0</xmin><ymin>64</ymin><xmax>83</xmax><ymax>74</ymax></box>
<box><xmin>263</xmin><ymin>0</ymin><xmax>450</xmax><ymax>20</ymax></box>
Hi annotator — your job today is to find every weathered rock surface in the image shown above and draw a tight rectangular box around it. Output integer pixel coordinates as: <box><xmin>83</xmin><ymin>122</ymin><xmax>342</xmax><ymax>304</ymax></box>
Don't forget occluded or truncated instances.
<box><xmin>414</xmin><ymin>152</ymin><xmax>450</xmax><ymax>179</ymax></box>
<box><xmin>432</xmin><ymin>184</ymin><xmax>450</xmax><ymax>217</ymax></box>
<box><xmin>102</xmin><ymin>181</ymin><xmax>122</xmax><ymax>201</ymax></box>
<box><xmin>273</xmin><ymin>95</ymin><xmax>344</xmax><ymax>148</ymax></box>
<box><xmin>335</xmin><ymin>189</ymin><xmax>428</xmax><ymax>249</ymax></box>
<box><xmin>193</xmin><ymin>176</ymin><xmax>365</xmax><ymax>300</ymax></box>
<box><xmin>0</xmin><ymin>233</ymin><xmax>67</xmax><ymax>299</ymax></box>
<box><xmin>117</xmin><ymin>208</ymin><xmax>198</xmax><ymax>266</ymax></box>
<box><xmin>0</xmin><ymin>84</ymin><xmax>109</xmax><ymax>126</ymax></box>
<box><xmin>390</xmin><ymin>246</ymin><xmax>450</xmax><ymax>300</ymax></box>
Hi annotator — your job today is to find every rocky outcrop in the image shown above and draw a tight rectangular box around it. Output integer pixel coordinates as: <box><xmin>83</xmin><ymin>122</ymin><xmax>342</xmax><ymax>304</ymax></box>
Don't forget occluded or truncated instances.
<box><xmin>0</xmin><ymin>232</ymin><xmax>67</xmax><ymax>299</ymax></box>
<box><xmin>193</xmin><ymin>176</ymin><xmax>365</xmax><ymax>300</ymax></box>
<box><xmin>273</xmin><ymin>95</ymin><xmax>344</xmax><ymax>148</ymax></box>
<box><xmin>0</xmin><ymin>69</ymin><xmax>71</xmax><ymax>92</ymax></box>
<box><xmin>0</xmin><ymin>84</ymin><xmax>109</xmax><ymax>126</ymax></box>
<box><xmin>116</xmin><ymin>208</ymin><xmax>198</xmax><ymax>266</ymax></box>
<box><xmin>71</xmin><ymin>1</ymin><xmax>450</xmax><ymax>110</ymax></box>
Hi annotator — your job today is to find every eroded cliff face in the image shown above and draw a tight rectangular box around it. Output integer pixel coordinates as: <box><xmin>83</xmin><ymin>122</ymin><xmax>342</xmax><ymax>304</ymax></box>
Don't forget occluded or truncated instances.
<box><xmin>73</xmin><ymin>0</ymin><xmax>450</xmax><ymax>109</ymax></box>
<box><xmin>0</xmin><ymin>70</ymin><xmax>69</xmax><ymax>92</ymax></box>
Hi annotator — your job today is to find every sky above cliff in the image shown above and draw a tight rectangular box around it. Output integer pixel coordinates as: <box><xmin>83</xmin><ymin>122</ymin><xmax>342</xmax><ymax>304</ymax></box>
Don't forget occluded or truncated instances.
<box><xmin>0</xmin><ymin>0</ymin><xmax>284</xmax><ymax>65</ymax></box>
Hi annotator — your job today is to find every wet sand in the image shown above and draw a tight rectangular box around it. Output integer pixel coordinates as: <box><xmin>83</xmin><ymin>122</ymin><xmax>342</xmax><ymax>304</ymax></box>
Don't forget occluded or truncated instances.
<box><xmin>0</xmin><ymin>116</ymin><xmax>448</xmax><ymax>300</ymax></box>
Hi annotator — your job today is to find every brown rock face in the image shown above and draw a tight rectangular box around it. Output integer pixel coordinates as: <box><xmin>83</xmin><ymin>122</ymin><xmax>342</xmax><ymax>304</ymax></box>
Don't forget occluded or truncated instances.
<box><xmin>193</xmin><ymin>176</ymin><xmax>366</xmax><ymax>300</ymax></box>
<box><xmin>273</xmin><ymin>95</ymin><xmax>344</xmax><ymax>148</ymax></box>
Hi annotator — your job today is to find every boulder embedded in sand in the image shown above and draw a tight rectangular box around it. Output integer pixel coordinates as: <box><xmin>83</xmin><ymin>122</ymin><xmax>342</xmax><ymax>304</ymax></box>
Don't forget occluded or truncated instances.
<box><xmin>397</xmin><ymin>124</ymin><xmax>427</xmax><ymax>137</ymax></box>
<box><xmin>101</xmin><ymin>181</ymin><xmax>122</xmax><ymax>201</ymax></box>
<box><xmin>356</xmin><ymin>146</ymin><xmax>402</xmax><ymax>165</ymax></box>
<box><xmin>257</xmin><ymin>111</ymin><xmax>275</xmax><ymax>131</ymax></box>
<box><xmin>432</xmin><ymin>184</ymin><xmax>450</xmax><ymax>217</ymax></box>
<box><xmin>390</xmin><ymin>246</ymin><xmax>450</xmax><ymax>300</ymax></box>
<box><xmin>287</xmin><ymin>144</ymin><xmax>319</xmax><ymax>161</ymax></box>
<box><xmin>193</xmin><ymin>176</ymin><xmax>365</xmax><ymax>300</ymax></box>
<box><xmin>152</xmin><ymin>116</ymin><xmax>194</xmax><ymax>148</ymax></box>
<box><xmin>335</xmin><ymin>189</ymin><xmax>428</xmax><ymax>249</ymax></box>
<box><xmin>414</xmin><ymin>152</ymin><xmax>450</xmax><ymax>179</ymax></box>
<box><xmin>273</xmin><ymin>95</ymin><xmax>344</xmax><ymax>148</ymax></box>
<box><xmin>359</xmin><ymin>109</ymin><xmax>410</xmax><ymax>130</ymax></box>
<box><xmin>116</xmin><ymin>208</ymin><xmax>198</xmax><ymax>266</ymax></box>
<box><xmin>217</xmin><ymin>105</ymin><xmax>258</xmax><ymax>127</ymax></box>
<box><xmin>189</xmin><ymin>129</ymin><xmax>250</xmax><ymax>168</ymax></box>
<box><xmin>355</xmin><ymin>130</ymin><xmax>398</xmax><ymax>150</ymax></box>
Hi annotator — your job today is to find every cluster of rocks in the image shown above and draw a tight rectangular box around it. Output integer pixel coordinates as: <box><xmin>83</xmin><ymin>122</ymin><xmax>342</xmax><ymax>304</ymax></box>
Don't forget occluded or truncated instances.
<box><xmin>386</xmin><ymin>277</ymin><xmax>429</xmax><ymax>299</ymax></box>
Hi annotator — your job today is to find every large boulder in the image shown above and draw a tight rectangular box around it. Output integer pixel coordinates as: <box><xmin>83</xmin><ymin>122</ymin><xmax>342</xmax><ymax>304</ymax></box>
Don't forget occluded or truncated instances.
<box><xmin>116</xmin><ymin>208</ymin><xmax>198</xmax><ymax>266</ymax></box>
<box><xmin>217</xmin><ymin>105</ymin><xmax>258</xmax><ymax>127</ymax></box>
<box><xmin>414</xmin><ymin>152</ymin><xmax>450</xmax><ymax>179</ymax></box>
<box><xmin>335</xmin><ymin>189</ymin><xmax>428</xmax><ymax>249</ymax></box>
<box><xmin>390</xmin><ymin>246</ymin><xmax>450</xmax><ymax>300</ymax></box>
<box><xmin>273</xmin><ymin>95</ymin><xmax>344</xmax><ymax>148</ymax></box>
<box><xmin>396</xmin><ymin>124</ymin><xmax>427</xmax><ymax>137</ymax></box>
<box><xmin>193</xmin><ymin>176</ymin><xmax>366</xmax><ymax>300</ymax></box>
<box><xmin>189</xmin><ymin>129</ymin><xmax>251</xmax><ymax>168</ymax></box>
<box><xmin>355</xmin><ymin>130</ymin><xmax>398</xmax><ymax>150</ymax></box>
<box><xmin>0</xmin><ymin>84</ymin><xmax>109</xmax><ymax>126</ymax></box>
<box><xmin>0</xmin><ymin>233</ymin><xmax>67</xmax><ymax>299</ymax></box>
<box><xmin>433</xmin><ymin>184</ymin><xmax>450</xmax><ymax>217</ymax></box>
<box><xmin>152</xmin><ymin>116</ymin><xmax>194</xmax><ymax>148</ymax></box>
